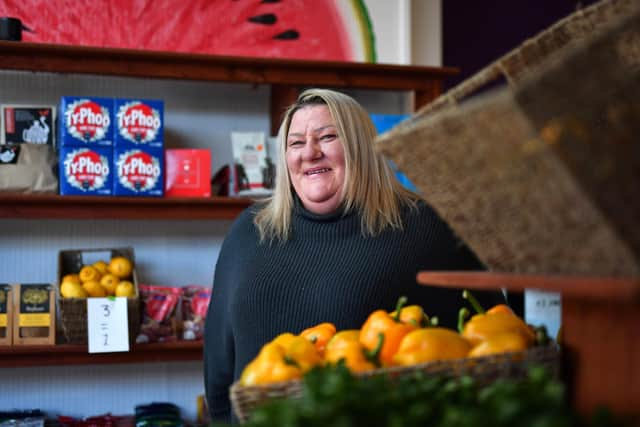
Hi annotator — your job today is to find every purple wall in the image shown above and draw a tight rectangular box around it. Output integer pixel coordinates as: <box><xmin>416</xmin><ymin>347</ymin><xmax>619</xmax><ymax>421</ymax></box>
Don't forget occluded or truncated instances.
<box><xmin>442</xmin><ymin>0</ymin><xmax>599</xmax><ymax>90</ymax></box>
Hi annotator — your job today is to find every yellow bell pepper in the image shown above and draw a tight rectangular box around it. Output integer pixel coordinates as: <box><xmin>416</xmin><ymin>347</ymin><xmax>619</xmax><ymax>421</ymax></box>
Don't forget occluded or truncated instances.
<box><xmin>239</xmin><ymin>342</ymin><xmax>302</xmax><ymax>386</ymax></box>
<box><xmin>300</xmin><ymin>322</ymin><xmax>337</xmax><ymax>356</ymax></box>
<box><xmin>360</xmin><ymin>296</ymin><xmax>417</xmax><ymax>366</ymax></box>
<box><xmin>324</xmin><ymin>329</ymin><xmax>361</xmax><ymax>351</ymax></box>
<box><xmin>467</xmin><ymin>331</ymin><xmax>529</xmax><ymax>358</ymax></box>
<box><xmin>392</xmin><ymin>327</ymin><xmax>471</xmax><ymax>366</ymax></box>
<box><xmin>389</xmin><ymin>304</ymin><xmax>438</xmax><ymax>328</ymax></box>
<box><xmin>239</xmin><ymin>332</ymin><xmax>323</xmax><ymax>386</ymax></box>
<box><xmin>459</xmin><ymin>290</ymin><xmax>535</xmax><ymax>347</ymax></box>
<box><xmin>325</xmin><ymin>329</ymin><xmax>382</xmax><ymax>373</ymax></box>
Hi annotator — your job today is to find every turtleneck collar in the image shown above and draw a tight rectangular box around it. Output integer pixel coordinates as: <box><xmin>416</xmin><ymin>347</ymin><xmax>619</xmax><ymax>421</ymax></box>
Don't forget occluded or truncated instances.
<box><xmin>292</xmin><ymin>193</ymin><xmax>353</xmax><ymax>222</ymax></box>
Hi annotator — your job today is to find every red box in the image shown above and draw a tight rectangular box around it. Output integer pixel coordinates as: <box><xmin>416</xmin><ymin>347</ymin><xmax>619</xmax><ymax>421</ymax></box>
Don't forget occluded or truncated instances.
<box><xmin>165</xmin><ymin>149</ymin><xmax>211</xmax><ymax>197</ymax></box>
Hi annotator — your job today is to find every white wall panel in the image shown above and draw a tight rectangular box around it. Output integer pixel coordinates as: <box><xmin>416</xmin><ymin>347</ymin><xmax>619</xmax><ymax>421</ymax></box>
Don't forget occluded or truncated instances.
<box><xmin>0</xmin><ymin>219</ymin><xmax>232</xmax><ymax>285</ymax></box>
<box><xmin>0</xmin><ymin>362</ymin><xmax>203</xmax><ymax>421</ymax></box>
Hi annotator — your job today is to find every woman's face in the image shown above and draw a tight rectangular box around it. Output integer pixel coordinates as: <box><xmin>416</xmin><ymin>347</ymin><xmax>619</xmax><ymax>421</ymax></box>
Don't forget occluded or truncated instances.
<box><xmin>286</xmin><ymin>104</ymin><xmax>346</xmax><ymax>215</ymax></box>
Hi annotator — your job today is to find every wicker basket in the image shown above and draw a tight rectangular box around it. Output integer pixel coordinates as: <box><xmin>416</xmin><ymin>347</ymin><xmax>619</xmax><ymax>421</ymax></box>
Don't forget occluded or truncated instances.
<box><xmin>230</xmin><ymin>344</ymin><xmax>560</xmax><ymax>423</ymax></box>
<box><xmin>57</xmin><ymin>247</ymin><xmax>141</xmax><ymax>345</ymax></box>
<box><xmin>377</xmin><ymin>0</ymin><xmax>640</xmax><ymax>277</ymax></box>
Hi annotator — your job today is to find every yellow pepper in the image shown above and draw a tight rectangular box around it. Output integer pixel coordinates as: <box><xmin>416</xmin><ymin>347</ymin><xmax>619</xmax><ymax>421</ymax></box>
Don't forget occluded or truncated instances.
<box><xmin>324</xmin><ymin>330</ymin><xmax>381</xmax><ymax>373</ymax></box>
<box><xmin>324</xmin><ymin>329</ymin><xmax>361</xmax><ymax>351</ymax></box>
<box><xmin>239</xmin><ymin>342</ymin><xmax>302</xmax><ymax>386</ymax></box>
<box><xmin>271</xmin><ymin>332</ymin><xmax>297</xmax><ymax>348</ymax></box>
<box><xmin>392</xmin><ymin>327</ymin><xmax>471</xmax><ymax>366</ymax></box>
<box><xmin>239</xmin><ymin>332</ymin><xmax>322</xmax><ymax>386</ymax></box>
<box><xmin>459</xmin><ymin>290</ymin><xmax>535</xmax><ymax>347</ymax></box>
<box><xmin>360</xmin><ymin>296</ymin><xmax>417</xmax><ymax>366</ymax></box>
<box><xmin>300</xmin><ymin>322</ymin><xmax>337</xmax><ymax>356</ymax></box>
<box><xmin>389</xmin><ymin>304</ymin><xmax>437</xmax><ymax>328</ymax></box>
<box><xmin>467</xmin><ymin>331</ymin><xmax>529</xmax><ymax>358</ymax></box>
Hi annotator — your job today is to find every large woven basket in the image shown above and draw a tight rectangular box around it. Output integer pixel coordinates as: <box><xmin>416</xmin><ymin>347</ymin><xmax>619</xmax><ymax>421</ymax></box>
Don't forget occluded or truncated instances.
<box><xmin>377</xmin><ymin>0</ymin><xmax>640</xmax><ymax>277</ymax></box>
<box><xmin>230</xmin><ymin>344</ymin><xmax>560</xmax><ymax>423</ymax></box>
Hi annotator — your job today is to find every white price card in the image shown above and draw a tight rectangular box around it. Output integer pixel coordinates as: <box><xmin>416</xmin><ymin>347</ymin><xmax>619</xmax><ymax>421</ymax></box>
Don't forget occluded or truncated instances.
<box><xmin>524</xmin><ymin>290</ymin><xmax>562</xmax><ymax>340</ymax></box>
<box><xmin>87</xmin><ymin>297</ymin><xmax>130</xmax><ymax>353</ymax></box>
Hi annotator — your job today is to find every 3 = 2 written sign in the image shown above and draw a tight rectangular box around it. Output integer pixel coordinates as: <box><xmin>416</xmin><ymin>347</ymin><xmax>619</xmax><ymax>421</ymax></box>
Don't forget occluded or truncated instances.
<box><xmin>87</xmin><ymin>297</ymin><xmax>130</xmax><ymax>353</ymax></box>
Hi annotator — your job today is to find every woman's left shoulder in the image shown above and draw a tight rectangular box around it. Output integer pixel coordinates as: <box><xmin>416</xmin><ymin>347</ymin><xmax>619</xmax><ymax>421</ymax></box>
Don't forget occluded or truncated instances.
<box><xmin>402</xmin><ymin>198</ymin><xmax>438</xmax><ymax>219</ymax></box>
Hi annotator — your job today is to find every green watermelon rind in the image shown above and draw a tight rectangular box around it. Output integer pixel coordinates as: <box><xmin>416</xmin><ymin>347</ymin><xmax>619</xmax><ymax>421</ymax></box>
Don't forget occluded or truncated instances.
<box><xmin>352</xmin><ymin>0</ymin><xmax>377</xmax><ymax>62</ymax></box>
<box><xmin>337</xmin><ymin>0</ymin><xmax>377</xmax><ymax>63</ymax></box>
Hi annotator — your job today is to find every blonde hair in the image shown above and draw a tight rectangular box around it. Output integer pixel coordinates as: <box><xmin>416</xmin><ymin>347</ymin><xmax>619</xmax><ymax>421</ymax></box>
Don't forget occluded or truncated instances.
<box><xmin>254</xmin><ymin>88</ymin><xmax>421</xmax><ymax>241</ymax></box>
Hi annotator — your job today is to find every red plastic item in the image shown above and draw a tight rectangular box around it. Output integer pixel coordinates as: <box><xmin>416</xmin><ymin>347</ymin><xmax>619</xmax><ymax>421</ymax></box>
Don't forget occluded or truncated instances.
<box><xmin>165</xmin><ymin>149</ymin><xmax>211</xmax><ymax>198</ymax></box>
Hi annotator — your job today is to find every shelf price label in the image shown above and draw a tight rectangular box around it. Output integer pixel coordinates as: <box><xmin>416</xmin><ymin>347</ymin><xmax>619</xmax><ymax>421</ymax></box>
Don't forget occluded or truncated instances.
<box><xmin>87</xmin><ymin>297</ymin><xmax>129</xmax><ymax>353</ymax></box>
<box><xmin>524</xmin><ymin>290</ymin><xmax>562</xmax><ymax>340</ymax></box>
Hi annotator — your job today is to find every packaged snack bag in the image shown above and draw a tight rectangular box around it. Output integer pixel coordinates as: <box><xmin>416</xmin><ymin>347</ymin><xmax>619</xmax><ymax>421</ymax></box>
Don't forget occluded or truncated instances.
<box><xmin>136</xmin><ymin>285</ymin><xmax>181</xmax><ymax>343</ymax></box>
<box><xmin>181</xmin><ymin>285</ymin><xmax>212</xmax><ymax>341</ymax></box>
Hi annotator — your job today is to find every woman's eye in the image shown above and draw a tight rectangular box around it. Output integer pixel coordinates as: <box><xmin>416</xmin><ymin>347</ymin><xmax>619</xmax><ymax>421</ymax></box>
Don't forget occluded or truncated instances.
<box><xmin>321</xmin><ymin>134</ymin><xmax>336</xmax><ymax>141</ymax></box>
<box><xmin>288</xmin><ymin>140</ymin><xmax>303</xmax><ymax>146</ymax></box>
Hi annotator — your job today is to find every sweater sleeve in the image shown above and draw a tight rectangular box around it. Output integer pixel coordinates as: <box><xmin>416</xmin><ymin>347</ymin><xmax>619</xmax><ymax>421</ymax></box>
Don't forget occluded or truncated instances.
<box><xmin>204</xmin><ymin>219</ymin><xmax>241</xmax><ymax>423</ymax></box>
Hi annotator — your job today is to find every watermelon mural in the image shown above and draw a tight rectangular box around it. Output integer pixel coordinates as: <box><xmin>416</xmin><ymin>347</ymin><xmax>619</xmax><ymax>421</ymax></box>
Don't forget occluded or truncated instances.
<box><xmin>0</xmin><ymin>0</ymin><xmax>376</xmax><ymax>62</ymax></box>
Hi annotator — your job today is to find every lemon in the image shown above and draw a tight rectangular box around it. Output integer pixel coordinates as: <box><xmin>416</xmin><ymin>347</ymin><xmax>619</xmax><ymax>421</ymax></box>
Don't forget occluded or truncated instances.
<box><xmin>100</xmin><ymin>274</ymin><xmax>120</xmax><ymax>295</ymax></box>
<box><xmin>115</xmin><ymin>280</ymin><xmax>135</xmax><ymax>298</ymax></box>
<box><xmin>92</xmin><ymin>260</ymin><xmax>109</xmax><ymax>275</ymax></box>
<box><xmin>61</xmin><ymin>281</ymin><xmax>88</xmax><ymax>299</ymax></box>
<box><xmin>108</xmin><ymin>256</ymin><xmax>133</xmax><ymax>279</ymax></box>
<box><xmin>79</xmin><ymin>265</ymin><xmax>102</xmax><ymax>283</ymax></box>
<box><xmin>83</xmin><ymin>280</ymin><xmax>107</xmax><ymax>297</ymax></box>
<box><xmin>62</xmin><ymin>273</ymin><xmax>81</xmax><ymax>284</ymax></box>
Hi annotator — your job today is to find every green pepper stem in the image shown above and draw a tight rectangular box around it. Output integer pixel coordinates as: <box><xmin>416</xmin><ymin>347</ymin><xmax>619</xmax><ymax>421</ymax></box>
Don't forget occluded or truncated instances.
<box><xmin>429</xmin><ymin>316</ymin><xmax>439</xmax><ymax>327</ymax></box>
<box><xmin>392</xmin><ymin>296</ymin><xmax>408</xmax><ymax>322</ymax></box>
<box><xmin>364</xmin><ymin>332</ymin><xmax>385</xmax><ymax>366</ymax></box>
<box><xmin>535</xmin><ymin>325</ymin><xmax>550</xmax><ymax>346</ymax></box>
<box><xmin>458</xmin><ymin>308</ymin><xmax>470</xmax><ymax>333</ymax></box>
<box><xmin>462</xmin><ymin>290</ymin><xmax>486</xmax><ymax>314</ymax></box>
<box><xmin>283</xmin><ymin>355</ymin><xmax>300</xmax><ymax>367</ymax></box>
<box><xmin>421</xmin><ymin>313</ymin><xmax>430</xmax><ymax>327</ymax></box>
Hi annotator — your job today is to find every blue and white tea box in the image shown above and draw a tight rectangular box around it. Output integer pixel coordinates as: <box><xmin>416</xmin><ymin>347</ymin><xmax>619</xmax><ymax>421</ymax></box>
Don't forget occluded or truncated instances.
<box><xmin>113</xmin><ymin>146</ymin><xmax>164</xmax><ymax>197</ymax></box>
<box><xmin>114</xmin><ymin>99</ymin><xmax>164</xmax><ymax>149</ymax></box>
<box><xmin>59</xmin><ymin>146</ymin><xmax>113</xmax><ymax>196</ymax></box>
<box><xmin>59</xmin><ymin>96</ymin><xmax>114</xmax><ymax>147</ymax></box>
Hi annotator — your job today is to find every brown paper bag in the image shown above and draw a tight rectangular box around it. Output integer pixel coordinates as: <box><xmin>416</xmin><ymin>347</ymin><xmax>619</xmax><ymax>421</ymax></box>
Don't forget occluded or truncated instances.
<box><xmin>0</xmin><ymin>143</ymin><xmax>58</xmax><ymax>193</ymax></box>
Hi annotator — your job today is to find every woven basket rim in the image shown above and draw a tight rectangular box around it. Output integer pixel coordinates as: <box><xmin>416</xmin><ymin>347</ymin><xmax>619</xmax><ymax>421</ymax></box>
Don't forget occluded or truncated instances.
<box><xmin>230</xmin><ymin>343</ymin><xmax>560</xmax><ymax>422</ymax></box>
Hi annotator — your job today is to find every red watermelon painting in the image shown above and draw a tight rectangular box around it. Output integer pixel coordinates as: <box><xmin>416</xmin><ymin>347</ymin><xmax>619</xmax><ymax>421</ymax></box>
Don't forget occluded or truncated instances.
<box><xmin>0</xmin><ymin>0</ymin><xmax>376</xmax><ymax>62</ymax></box>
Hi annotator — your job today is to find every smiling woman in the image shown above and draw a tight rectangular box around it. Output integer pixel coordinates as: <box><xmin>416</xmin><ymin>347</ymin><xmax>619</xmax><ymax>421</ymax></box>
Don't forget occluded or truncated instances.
<box><xmin>285</xmin><ymin>105</ymin><xmax>346</xmax><ymax>215</ymax></box>
<box><xmin>203</xmin><ymin>88</ymin><xmax>507</xmax><ymax>423</ymax></box>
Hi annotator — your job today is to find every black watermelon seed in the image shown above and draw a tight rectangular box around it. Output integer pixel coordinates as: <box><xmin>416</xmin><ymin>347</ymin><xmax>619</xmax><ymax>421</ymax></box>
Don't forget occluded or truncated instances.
<box><xmin>248</xmin><ymin>13</ymin><xmax>277</xmax><ymax>25</ymax></box>
<box><xmin>273</xmin><ymin>29</ymin><xmax>299</xmax><ymax>40</ymax></box>
<box><xmin>261</xmin><ymin>0</ymin><xmax>281</xmax><ymax>3</ymax></box>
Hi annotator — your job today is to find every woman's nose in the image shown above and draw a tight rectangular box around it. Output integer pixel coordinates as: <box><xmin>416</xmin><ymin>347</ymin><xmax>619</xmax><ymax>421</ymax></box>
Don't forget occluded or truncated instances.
<box><xmin>302</xmin><ymin>140</ymin><xmax>322</xmax><ymax>160</ymax></box>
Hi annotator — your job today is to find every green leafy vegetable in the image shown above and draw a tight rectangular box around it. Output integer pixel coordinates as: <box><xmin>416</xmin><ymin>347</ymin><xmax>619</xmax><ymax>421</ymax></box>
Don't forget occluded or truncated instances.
<box><xmin>215</xmin><ymin>363</ymin><xmax>625</xmax><ymax>427</ymax></box>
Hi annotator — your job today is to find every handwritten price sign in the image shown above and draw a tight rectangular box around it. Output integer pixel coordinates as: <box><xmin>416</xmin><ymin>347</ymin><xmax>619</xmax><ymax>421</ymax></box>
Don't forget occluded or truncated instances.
<box><xmin>87</xmin><ymin>297</ymin><xmax>130</xmax><ymax>353</ymax></box>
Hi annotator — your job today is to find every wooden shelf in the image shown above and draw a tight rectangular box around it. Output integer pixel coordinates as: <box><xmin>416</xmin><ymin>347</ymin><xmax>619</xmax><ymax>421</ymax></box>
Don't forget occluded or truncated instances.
<box><xmin>0</xmin><ymin>41</ymin><xmax>457</xmax><ymax>133</ymax></box>
<box><xmin>416</xmin><ymin>271</ymin><xmax>640</xmax><ymax>301</ymax></box>
<box><xmin>0</xmin><ymin>41</ymin><xmax>457</xmax><ymax>91</ymax></box>
<box><xmin>0</xmin><ymin>193</ymin><xmax>254</xmax><ymax>220</ymax></box>
<box><xmin>0</xmin><ymin>340</ymin><xmax>203</xmax><ymax>367</ymax></box>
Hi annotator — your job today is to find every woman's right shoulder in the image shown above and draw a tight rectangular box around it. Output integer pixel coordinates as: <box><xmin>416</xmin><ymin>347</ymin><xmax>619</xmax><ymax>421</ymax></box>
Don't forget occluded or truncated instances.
<box><xmin>227</xmin><ymin>201</ymin><xmax>264</xmax><ymax>234</ymax></box>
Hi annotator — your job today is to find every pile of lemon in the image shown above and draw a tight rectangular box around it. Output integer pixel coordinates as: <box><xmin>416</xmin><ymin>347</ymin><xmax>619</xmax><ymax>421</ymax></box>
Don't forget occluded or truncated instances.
<box><xmin>60</xmin><ymin>256</ymin><xmax>136</xmax><ymax>299</ymax></box>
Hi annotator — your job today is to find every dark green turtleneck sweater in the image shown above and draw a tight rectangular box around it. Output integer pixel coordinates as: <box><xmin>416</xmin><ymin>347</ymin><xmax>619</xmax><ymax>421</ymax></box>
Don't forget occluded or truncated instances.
<box><xmin>204</xmin><ymin>199</ymin><xmax>502</xmax><ymax>423</ymax></box>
